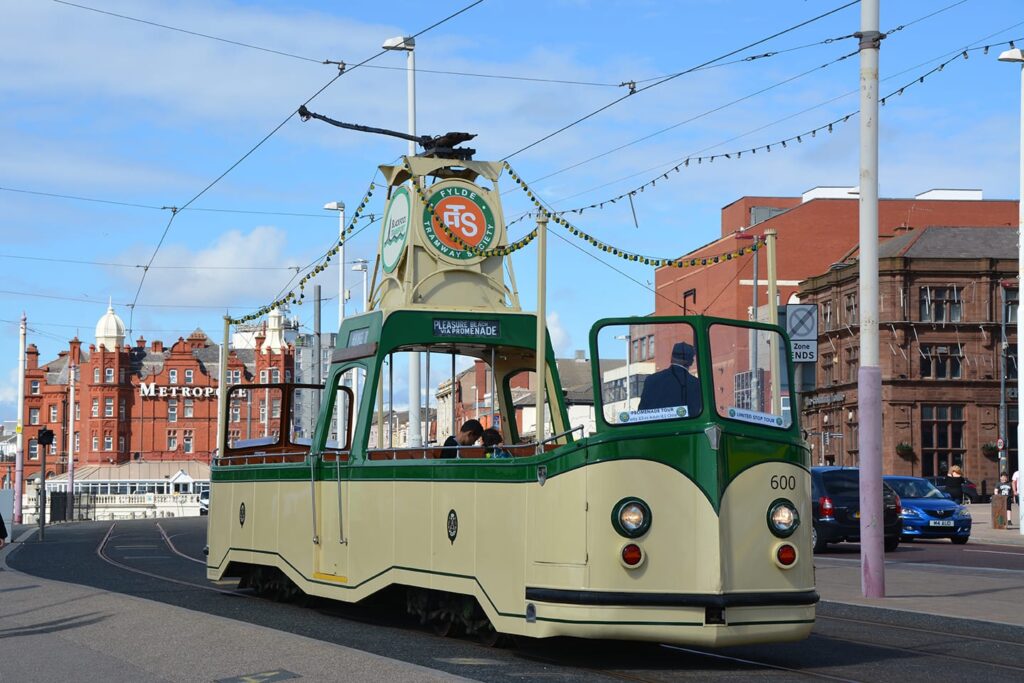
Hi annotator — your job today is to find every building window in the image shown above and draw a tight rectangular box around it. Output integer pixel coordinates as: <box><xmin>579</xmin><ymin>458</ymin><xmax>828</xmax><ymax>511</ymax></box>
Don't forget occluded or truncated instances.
<box><xmin>92</xmin><ymin>435</ymin><xmax>99</xmax><ymax>452</ymax></box>
<box><xmin>91</xmin><ymin>398</ymin><xmax>99</xmax><ymax>417</ymax></box>
<box><xmin>169</xmin><ymin>369</ymin><xmax>178</xmax><ymax>385</ymax></box>
<box><xmin>93</xmin><ymin>368</ymin><xmax>100</xmax><ymax>383</ymax></box>
<box><xmin>1009</xmin><ymin>347</ymin><xmax>1019</xmax><ymax>381</ymax></box>
<box><xmin>30</xmin><ymin>380</ymin><xmax>40</xmax><ymax>394</ymax></box>
<box><xmin>104</xmin><ymin>397</ymin><xmax>114</xmax><ymax>417</ymax></box>
<box><xmin>49</xmin><ymin>405</ymin><xmax>58</xmax><ymax>422</ymax></box>
<box><xmin>920</xmin><ymin>345</ymin><xmax>962</xmax><ymax>380</ymax></box>
<box><xmin>50</xmin><ymin>442</ymin><xmax>57</xmax><ymax>455</ymax></box>
<box><xmin>920</xmin><ymin>286</ymin><xmax>961</xmax><ymax>323</ymax></box>
<box><xmin>921</xmin><ymin>404</ymin><xmax>965</xmax><ymax>477</ymax></box>
<box><xmin>259</xmin><ymin>400</ymin><xmax>267</xmax><ymax>423</ymax></box>
<box><xmin>1006</xmin><ymin>288</ymin><xmax>1019</xmax><ymax>324</ymax></box>
<box><xmin>184</xmin><ymin>399</ymin><xmax>194</xmax><ymax>418</ymax></box>
<box><xmin>648</xmin><ymin>335</ymin><xmax>655</xmax><ymax>360</ymax></box>
<box><xmin>28</xmin><ymin>438</ymin><xmax>38</xmax><ymax>459</ymax></box>
<box><xmin>260</xmin><ymin>370</ymin><xmax>268</xmax><ymax>383</ymax></box>
<box><xmin>631</xmin><ymin>339</ymin><xmax>640</xmax><ymax>362</ymax></box>
<box><xmin>272</xmin><ymin>398</ymin><xmax>281</xmax><ymax>419</ymax></box>
<box><xmin>119</xmin><ymin>435</ymin><xmax>125</xmax><ymax>452</ymax></box>
<box><xmin>286</xmin><ymin>369</ymin><xmax>293</xmax><ymax>383</ymax></box>
<box><xmin>104</xmin><ymin>433</ymin><xmax>113</xmax><ymax>451</ymax></box>
<box><xmin>183</xmin><ymin>429</ymin><xmax>194</xmax><ymax>454</ymax></box>
<box><xmin>119</xmin><ymin>368</ymin><xmax>126</xmax><ymax>383</ymax></box>
<box><xmin>229</xmin><ymin>369</ymin><xmax>241</xmax><ymax>384</ymax></box>
<box><xmin>168</xmin><ymin>399</ymin><xmax>178</xmax><ymax>423</ymax></box>
<box><xmin>230</xmin><ymin>400</ymin><xmax>240</xmax><ymax>423</ymax></box>
<box><xmin>73</xmin><ymin>432</ymin><xmax>79</xmax><ymax>454</ymax></box>
<box><xmin>29</xmin><ymin>408</ymin><xmax>39</xmax><ymax>425</ymax></box>
<box><xmin>821</xmin><ymin>353</ymin><xmax>835</xmax><ymax>386</ymax></box>
<box><xmin>844</xmin><ymin>293</ymin><xmax>858</xmax><ymax>326</ymax></box>
<box><xmin>822</xmin><ymin>300</ymin><xmax>835</xmax><ymax>331</ymax></box>
<box><xmin>119</xmin><ymin>399</ymin><xmax>126</xmax><ymax>421</ymax></box>
<box><xmin>271</xmin><ymin>368</ymin><xmax>280</xmax><ymax>383</ymax></box>
<box><xmin>185</xmin><ymin>369</ymin><xmax>194</xmax><ymax>384</ymax></box>
<box><xmin>167</xmin><ymin>430</ymin><xmax>178</xmax><ymax>451</ymax></box>
<box><xmin>105</xmin><ymin>367</ymin><xmax>114</xmax><ymax>383</ymax></box>
<box><xmin>75</xmin><ymin>402</ymin><xmax>80</xmax><ymax>420</ymax></box>
<box><xmin>845</xmin><ymin>346</ymin><xmax>859</xmax><ymax>382</ymax></box>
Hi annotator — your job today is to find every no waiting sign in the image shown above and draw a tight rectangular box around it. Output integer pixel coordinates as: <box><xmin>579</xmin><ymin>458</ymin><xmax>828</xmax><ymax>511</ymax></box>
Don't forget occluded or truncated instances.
<box><xmin>786</xmin><ymin>304</ymin><xmax>818</xmax><ymax>341</ymax></box>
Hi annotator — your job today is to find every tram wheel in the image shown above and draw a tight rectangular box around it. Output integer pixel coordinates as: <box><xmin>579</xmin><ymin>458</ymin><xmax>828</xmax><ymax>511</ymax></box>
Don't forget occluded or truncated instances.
<box><xmin>475</xmin><ymin>622</ymin><xmax>501</xmax><ymax>647</ymax></box>
<box><xmin>431</xmin><ymin>613</ymin><xmax>456</xmax><ymax>637</ymax></box>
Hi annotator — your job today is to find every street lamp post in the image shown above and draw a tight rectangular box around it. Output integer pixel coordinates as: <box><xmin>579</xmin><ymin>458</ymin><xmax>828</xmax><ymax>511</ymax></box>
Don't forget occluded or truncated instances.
<box><xmin>737</xmin><ymin>232</ymin><xmax>760</xmax><ymax>411</ymax></box>
<box><xmin>352</xmin><ymin>259</ymin><xmax>369</xmax><ymax>312</ymax></box>
<box><xmin>999</xmin><ymin>47</ymin><xmax>1024</xmax><ymax>535</ymax></box>
<box><xmin>383</xmin><ymin>34</ymin><xmax>421</xmax><ymax>448</ymax></box>
<box><xmin>325</xmin><ymin>202</ymin><xmax>346</xmax><ymax>445</ymax></box>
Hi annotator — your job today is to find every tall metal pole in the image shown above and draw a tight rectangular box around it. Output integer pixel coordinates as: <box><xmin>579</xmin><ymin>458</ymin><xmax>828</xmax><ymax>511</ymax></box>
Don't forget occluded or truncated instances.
<box><xmin>535</xmin><ymin>214</ymin><xmax>549</xmax><ymax>445</ymax></box>
<box><xmin>1000</xmin><ymin>285</ymin><xmax>1009</xmax><ymax>477</ymax></box>
<box><xmin>68</xmin><ymin>363</ymin><xmax>76</xmax><ymax>521</ymax></box>
<box><xmin>217</xmin><ymin>316</ymin><xmax>230</xmax><ymax>459</ymax></box>
<box><xmin>314</xmin><ymin>287</ymin><xmax>322</xmax><ymax>431</ymax></box>
<box><xmin>14</xmin><ymin>313</ymin><xmax>25</xmax><ymax>523</ymax></box>
<box><xmin>751</xmin><ymin>240</ymin><xmax>760</xmax><ymax>412</ymax></box>
<box><xmin>405</xmin><ymin>43</ymin><xmax>422</xmax><ymax>449</ymax></box>
<box><xmin>337</xmin><ymin>205</ymin><xmax>346</xmax><ymax>446</ymax></box>
<box><xmin>857</xmin><ymin>0</ymin><xmax>885</xmax><ymax>597</ymax></box>
<box><xmin>766</xmin><ymin>229</ymin><xmax>782</xmax><ymax>415</ymax></box>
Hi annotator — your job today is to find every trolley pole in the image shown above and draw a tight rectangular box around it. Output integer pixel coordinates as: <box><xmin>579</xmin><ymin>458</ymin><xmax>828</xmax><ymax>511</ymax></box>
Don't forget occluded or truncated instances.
<box><xmin>217</xmin><ymin>316</ymin><xmax>230</xmax><ymax>458</ymax></box>
<box><xmin>766</xmin><ymin>229</ymin><xmax>782</xmax><ymax>415</ymax></box>
<box><xmin>68</xmin><ymin>363</ymin><xmax>76</xmax><ymax>521</ymax></box>
<box><xmin>14</xmin><ymin>313</ymin><xmax>26</xmax><ymax>524</ymax></box>
<box><xmin>857</xmin><ymin>0</ymin><xmax>885</xmax><ymax>597</ymax></box>
<box><xmin>535</xmin><ymin>214</ymin><xmax>549</xmax><ymax>446</ymax></box>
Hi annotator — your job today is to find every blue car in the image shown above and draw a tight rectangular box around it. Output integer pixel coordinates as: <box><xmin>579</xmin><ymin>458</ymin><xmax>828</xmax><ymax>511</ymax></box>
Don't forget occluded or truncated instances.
<box><xmin>883</xmin><ymin>476</ymin><xmax>971</xmax><ymax>544</ymax></box>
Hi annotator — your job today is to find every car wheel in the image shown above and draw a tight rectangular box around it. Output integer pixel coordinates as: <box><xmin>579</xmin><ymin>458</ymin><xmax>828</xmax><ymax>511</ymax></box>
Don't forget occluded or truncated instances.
<box><xmin>884</xmin><ymin>536</ymin><xmax>900</xmax><ymax>552</ymax></box>
<box><xmin>951</xmin><ymin>536</ymin><xmax>969</xmax><ymax>545</ymax></box>
<box><xmin>812</xmin><ymin>526</ymin><xmax>827</xmax><ymax>553</ymax></box>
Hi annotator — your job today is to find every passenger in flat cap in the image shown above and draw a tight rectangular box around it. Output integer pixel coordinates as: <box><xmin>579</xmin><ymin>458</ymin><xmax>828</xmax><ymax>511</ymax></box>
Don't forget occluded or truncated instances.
<box><xmin>637</xmin><ymin>341</ymin><xmax>702</xmax><ymax>417</ymax></box>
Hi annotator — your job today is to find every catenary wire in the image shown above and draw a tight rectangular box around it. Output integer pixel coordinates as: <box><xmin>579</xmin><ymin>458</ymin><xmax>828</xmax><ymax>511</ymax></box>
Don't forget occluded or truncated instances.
<box><xmin>126</xmin><ymin>0</ymin><xmax>486</xmax><ymax>331</ymax></box>
<box><xmin>500</xmin><ymin>0</ymin><xmax>860</xmax><ymax>161</ymax></box>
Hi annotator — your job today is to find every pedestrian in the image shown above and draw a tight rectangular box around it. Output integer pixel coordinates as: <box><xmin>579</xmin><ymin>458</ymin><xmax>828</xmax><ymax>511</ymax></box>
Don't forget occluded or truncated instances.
<box><xmin>637</xmin><ymin>341</ymin><xmax>702</xmax><ymax>417</ymax></box>
<box><xmin>996</xmin><ymin>473</ymin><xmax>1014</xmax><ymax>527</ymax></box>
<box><xmin>0</xmin><ymin>509</ymin><xmax>7</xmax><ymax>549</ymax></box>
<box><xmin>946</xmin><ymin>464</ymin><xmax>965</xmax><ymax>504</ymax></box>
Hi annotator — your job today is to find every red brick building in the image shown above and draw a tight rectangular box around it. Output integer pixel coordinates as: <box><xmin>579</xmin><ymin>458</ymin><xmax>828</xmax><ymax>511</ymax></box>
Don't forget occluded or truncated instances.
<box><xmin>18</xmin><ymin>306</ymin><xmax>293</xmax><ymax>488</ymax></box>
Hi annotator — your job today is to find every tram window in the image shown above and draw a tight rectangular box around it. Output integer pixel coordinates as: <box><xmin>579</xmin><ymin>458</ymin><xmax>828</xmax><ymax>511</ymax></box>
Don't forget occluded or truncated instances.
<box><xmin>226</xmin><ymin>385</ymin><xmax>286</xmax><ymax>450</ymax></box>
<box><xmin>319</xmin><ymin>371</ymin><xmax>356</xmax><ymax>453</ymax></box>
<box><xmin>503</xmin><ymin>369</ymin><xmax>558</xmax><ymax>446</ymax></box>
<box><xmin>596</xmin><ymin>322</ymin><xmax>700</xmax><ymax>426</ymax></box>
<box><xmin>709</xmin><ymin>323</ymin><xmax>793</xmax><ymax>429</ymax></box>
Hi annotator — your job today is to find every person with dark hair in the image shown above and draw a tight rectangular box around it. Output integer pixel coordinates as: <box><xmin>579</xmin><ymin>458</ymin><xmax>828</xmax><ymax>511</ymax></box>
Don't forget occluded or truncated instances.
<box><xmin>637</xmin><ymin>341</ymin><xmax>702</xmax><ymax>417</ymax></box>
<box><xmin>481</xmin><ymin>428</ymin><xmax>512</xmax><ymax>459</ymax></box>
<box><xmin>441</xmin><ymin>419</ymin><xmax>484</xmax><ymax>458</ymax></box>
<box><xmin>0</xmin><ymin>509</ymin><xmax>8</xmax><ymax>549</ymax></box>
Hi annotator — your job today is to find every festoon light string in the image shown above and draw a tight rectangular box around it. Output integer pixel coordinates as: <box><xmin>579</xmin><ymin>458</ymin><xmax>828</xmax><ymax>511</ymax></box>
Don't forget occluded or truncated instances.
<box><xmin>503</xmin><ymin>36</ymin><xmax>1023</xmax><ymax>226</ymax></box>
<box><xmin>228</xmin><ymin>181</ymin><xmax>377</xmax><ymax>324</ymax></box>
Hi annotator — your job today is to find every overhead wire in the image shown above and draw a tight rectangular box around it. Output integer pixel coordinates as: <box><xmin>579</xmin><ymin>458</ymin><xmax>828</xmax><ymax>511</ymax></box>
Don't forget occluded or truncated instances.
<box><xmin>500</xmin><ymin>0</ymin><xmax>861</xmax><ymax>161</ymax></box>
<box><xmin>124</xmin><ymin>0</ymin><xmax>486</xmax><ymax>332</ymax></box>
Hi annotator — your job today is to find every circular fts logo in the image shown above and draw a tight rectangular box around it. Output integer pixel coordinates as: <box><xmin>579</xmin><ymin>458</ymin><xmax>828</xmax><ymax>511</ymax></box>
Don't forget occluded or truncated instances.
<box><xmin>381</xmin><ymin>187</ymin><xmax>411</xmax><ymax>273</ymax></box>
<box><xmin>422</xmin><ymin>183</ymin><xmax>497</xmax><ymax>260</ymax></box>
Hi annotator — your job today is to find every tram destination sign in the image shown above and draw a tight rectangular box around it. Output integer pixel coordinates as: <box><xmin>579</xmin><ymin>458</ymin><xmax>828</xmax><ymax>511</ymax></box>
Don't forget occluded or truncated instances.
<box><xmin>433</xmin><ymin>319</ymin><xmax>500</xmax><ymax>338</ymax></box>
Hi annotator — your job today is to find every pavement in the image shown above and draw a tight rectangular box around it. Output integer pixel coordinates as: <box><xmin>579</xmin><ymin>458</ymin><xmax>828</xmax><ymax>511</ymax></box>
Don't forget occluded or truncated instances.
<box><xmin>814</xmin><ymin>501</ymin><xmax>1024</xmax><ymax>628</ymax></box>
<box><xmin>0</xmin><ymin>528</ymin><xmax>470</xmax><ymax>683</ymax></box>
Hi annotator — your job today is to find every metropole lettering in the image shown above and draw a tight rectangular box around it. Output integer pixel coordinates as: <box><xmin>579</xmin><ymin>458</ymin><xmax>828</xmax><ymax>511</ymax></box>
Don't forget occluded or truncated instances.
<box><xmin>139</xmin><ymin>383</ymin><xmax>219</xmax><ymax>399</ymax></box>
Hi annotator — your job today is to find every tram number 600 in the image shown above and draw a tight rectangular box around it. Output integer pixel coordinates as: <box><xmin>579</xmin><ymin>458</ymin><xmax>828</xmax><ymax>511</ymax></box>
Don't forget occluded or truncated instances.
<box><xmin>770</xmin><ymin>475</ymin><xmax>797</xmax><ymax>490</ymax></box>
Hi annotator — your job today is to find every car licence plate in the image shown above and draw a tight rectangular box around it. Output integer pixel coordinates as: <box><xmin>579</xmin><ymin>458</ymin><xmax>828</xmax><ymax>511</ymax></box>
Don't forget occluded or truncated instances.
<box><xmin>929</xmin><ymin>520</ymin><xmax>954</xmax><ymax>527</ymax></box>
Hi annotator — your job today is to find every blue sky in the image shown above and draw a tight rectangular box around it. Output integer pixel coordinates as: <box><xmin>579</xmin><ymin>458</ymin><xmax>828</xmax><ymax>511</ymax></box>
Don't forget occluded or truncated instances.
<box><xmin>2</xmin><ymin>0</ymin><xmax>1023</xmax><ymax>419</ymax></box>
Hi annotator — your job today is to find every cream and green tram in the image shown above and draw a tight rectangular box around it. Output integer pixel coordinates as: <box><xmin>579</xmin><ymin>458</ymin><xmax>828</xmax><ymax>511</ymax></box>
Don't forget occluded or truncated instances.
<box><xmin>207</xmin><ymin>309</ymin><xmax>816</xmax><ymax>647</ymax></box>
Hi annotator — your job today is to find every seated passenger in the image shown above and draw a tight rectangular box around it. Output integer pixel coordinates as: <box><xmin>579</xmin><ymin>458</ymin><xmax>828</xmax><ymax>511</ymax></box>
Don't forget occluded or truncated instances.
<box><xmin>637</xmin><ymin>341</ymin><xmax>702</xmax><ymax>417</ymax></box>
<box><xmin>481</xmin><ymin>428</ymin><xmax>512</xmax><ymax>459</ymax></box>
<box><xmin>441</xmin><ymin>419</ymin><xmax>483</xmax><ymax>458</ymax></box>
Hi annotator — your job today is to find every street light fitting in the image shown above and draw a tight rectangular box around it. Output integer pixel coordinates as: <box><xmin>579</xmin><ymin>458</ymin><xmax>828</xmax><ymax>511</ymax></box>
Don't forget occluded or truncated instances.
<box><xmin>323</xmin><ymin>201</ymin><xmax>345</xmax><ymax>211</ymax></box>
<box><xmin>351</xmin><ymin>259</ymin><xmax>368</xmax><ymax>272</ymax></box>
<box><xmin>735</xmin><ymin>232</ymin><xmax>758</xmax><ymax>241</ymax></box>
<box><xmin>382</xmin><ymin>35</ymin><xmax>415</xmax><ymax>51</ymax></box>
<box><xmin>998</xmin><ymin>48</ymin><xmax>1024</xmax><ymax>63</ymax></box>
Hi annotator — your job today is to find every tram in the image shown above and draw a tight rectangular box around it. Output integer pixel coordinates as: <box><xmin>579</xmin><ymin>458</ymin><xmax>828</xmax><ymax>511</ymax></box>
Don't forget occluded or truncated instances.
<box><xmin>206</xmin><ymin>155</ymin><xmax>816</xmax><ymax>647</ymax></box>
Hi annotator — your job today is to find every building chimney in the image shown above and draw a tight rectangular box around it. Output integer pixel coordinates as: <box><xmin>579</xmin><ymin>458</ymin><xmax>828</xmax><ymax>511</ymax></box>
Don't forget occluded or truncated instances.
<box><xmin>69</xmin><ymin>337</ymin><xmax>82</xmax><ymax>365</ymax></box>
<box><xmin>26</xmin><ymin>344</ymin><xmax>39</xmax><ymax>370</ymax></box>
<box><xmin>574</xmin><ymin>350</ymin><xmax>586</xmax><ymax>363</ymax></box>
<box><xmin>152</xmin><ymin>340</ymin><xmax>164</xmax><ymax>353</ymax></box>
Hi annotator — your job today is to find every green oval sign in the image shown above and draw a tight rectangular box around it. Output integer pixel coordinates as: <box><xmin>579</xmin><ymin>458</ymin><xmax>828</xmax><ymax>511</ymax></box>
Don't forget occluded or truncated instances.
<box><xmin>381</xmin><ymin>187</ymin><xmax>411</xmax><ymax>273</ymax></box>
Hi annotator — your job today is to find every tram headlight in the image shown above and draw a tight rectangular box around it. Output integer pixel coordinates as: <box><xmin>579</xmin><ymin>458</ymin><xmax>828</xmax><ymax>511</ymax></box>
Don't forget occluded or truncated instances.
<box><xmin>766</xmin><ymin>499</ymin><xmax>800</xmax><ymax>538</ymax></box>
<box><xmin>612</xmin><ymin>498</ymin><xmax>652</xmax><ymax>538</ymax></box>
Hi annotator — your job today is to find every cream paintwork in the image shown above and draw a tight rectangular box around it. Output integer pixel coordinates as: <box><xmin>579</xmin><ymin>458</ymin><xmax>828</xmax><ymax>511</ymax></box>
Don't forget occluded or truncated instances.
<box><xmin>208</xmin><ymin>458</ymin><xmax>814</xmax><ymax>645</ymax></box>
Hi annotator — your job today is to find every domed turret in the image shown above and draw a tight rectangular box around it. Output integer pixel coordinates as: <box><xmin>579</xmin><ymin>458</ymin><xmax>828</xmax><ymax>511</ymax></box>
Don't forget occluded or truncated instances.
<box><xmin>95</xmin><ymin>300</ymin><xmax>126</xmax><ymax>351</ymax></box>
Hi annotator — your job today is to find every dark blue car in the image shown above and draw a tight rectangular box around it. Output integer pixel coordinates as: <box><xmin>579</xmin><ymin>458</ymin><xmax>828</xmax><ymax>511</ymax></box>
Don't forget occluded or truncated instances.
<box><xmin>883</xmin><ymin>476</ymin><xmax>971</xmax><ymax>544</ymax></box>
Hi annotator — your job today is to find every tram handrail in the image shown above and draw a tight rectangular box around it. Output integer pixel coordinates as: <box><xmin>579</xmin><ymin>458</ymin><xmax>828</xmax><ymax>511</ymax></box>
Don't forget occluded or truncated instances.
<box><xmin>535</xmin><ymin>425</ymin><xmax>584</xmax><ymax>454</ymax></box>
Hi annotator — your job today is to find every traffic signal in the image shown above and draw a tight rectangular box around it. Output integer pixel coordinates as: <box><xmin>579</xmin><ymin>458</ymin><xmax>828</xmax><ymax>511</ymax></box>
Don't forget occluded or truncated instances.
<box><xmin>38</xmin><ymin>428</ymin><xmax>55</xmax><ymax>446</ymax></box>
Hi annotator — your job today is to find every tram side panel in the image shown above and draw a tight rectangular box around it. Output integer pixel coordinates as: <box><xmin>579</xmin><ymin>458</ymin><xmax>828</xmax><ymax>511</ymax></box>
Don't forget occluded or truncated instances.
<box><xmin>473</xmin><ymin>478</ymin><xmax>529</xmax><ymax>626</ymax></box>
<box><xmin>346</xmin><ymin>480</ymin><xmax>396</xmax><ymax>592</ymax></box>
<box><xmin>428</xmin><ymin>475</ymin><xmax>477</xmax><ymax>591</ymax></box>
<box><xmin>526</xmin><ymin>463</ymin><xmax>587</xmax><ymax>589</ymax></box>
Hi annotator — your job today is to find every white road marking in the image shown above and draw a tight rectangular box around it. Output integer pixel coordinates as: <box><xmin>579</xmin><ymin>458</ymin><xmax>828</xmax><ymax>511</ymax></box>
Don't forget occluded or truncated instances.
<box><xmin>963</xmin><ymin>549</ymin><xmax>1024</xmax><ymax>556</ymax></box>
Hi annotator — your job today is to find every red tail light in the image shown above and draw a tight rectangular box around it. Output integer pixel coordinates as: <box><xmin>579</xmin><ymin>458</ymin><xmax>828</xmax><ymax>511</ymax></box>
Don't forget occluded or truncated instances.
<box><xmin>621</xmin><ymin>544</ymin><xmax>643</xmax><ymax>566</ymax></box>
<box><xmin>894</xmin><ymin>494</ymin><xmax>902</xmax><ymax>517</ymax></box>
<box><xmin>776</xmin><ymin>544</ymin><xmax>797</xmax><ymax>566</ymax></box>
<box><xmin>818</xmin><ymin>496</ymin><xmax>834</xmax><ymax>517</ymax></box>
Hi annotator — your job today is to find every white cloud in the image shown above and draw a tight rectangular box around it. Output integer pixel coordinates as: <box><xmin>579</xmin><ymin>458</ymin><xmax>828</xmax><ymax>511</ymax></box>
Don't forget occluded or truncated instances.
<box><xmin>547</xmin><ymin>311</ymin><xmax>571</xmax><ymax>355</ymax></box>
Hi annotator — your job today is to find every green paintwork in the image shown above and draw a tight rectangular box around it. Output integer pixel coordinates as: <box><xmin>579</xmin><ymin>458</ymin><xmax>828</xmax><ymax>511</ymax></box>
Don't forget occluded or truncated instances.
<box><xmin>213</xmin><ymin>312</ymin><xmax>808</xmax><ymax>510</ymax></box>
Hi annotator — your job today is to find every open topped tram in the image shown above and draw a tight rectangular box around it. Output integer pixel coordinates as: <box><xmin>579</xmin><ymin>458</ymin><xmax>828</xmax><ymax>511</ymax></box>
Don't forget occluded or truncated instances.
<box><xmin>206</xmin><ymin>155</ymin><xmax>816</xmax><ymax>647</ymax></box>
